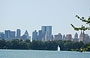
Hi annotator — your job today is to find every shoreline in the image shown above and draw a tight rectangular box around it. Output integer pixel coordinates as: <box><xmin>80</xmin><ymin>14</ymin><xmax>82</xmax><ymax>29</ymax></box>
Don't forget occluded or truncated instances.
<box><xmin>0</xmin><ymin>49</ymin><xmax>89</xmax><ymax>53</ymax></box>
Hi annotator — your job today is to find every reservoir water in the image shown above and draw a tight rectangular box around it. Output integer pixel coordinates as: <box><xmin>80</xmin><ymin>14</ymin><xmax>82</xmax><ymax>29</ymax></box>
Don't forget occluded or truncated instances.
<box><xmin>0</xmin><ymin>49</ymin><xmax>90</xmax><ymax>58</ymax></box>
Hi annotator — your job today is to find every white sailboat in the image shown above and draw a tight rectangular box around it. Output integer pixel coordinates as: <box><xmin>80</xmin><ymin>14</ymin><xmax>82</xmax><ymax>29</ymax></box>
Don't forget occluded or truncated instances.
<box><xmin>57</xmin><ymin>45</ymin><xmax>60</xmax><ymax>51</ymax></box>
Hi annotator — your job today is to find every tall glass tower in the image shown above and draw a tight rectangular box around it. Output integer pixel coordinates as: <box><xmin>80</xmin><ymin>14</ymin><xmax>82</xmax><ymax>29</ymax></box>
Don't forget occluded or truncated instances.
<box><xmin>4</xmin><ymin>30</ymin><xmax>15</xmax><ymax>40</ymax></box>
<box><xmin>32</xmin><ymin>30</ymin><xmax>38</xmax><ymax>40</ymax></box>
<box><xmin>16</xmin><ymin>29</ymin><xmax>21</xmax><ymax>39</ymax></box>
<box><xmin>41</xmin><ymin>26</ymin><xmax>52</xmax><ymax>41</ymax></box>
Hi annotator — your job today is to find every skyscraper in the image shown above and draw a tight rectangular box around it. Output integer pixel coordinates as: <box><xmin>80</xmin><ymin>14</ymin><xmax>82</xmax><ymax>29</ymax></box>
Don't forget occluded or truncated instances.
<box><xmin>38</xmin><ymin>30</ymin><xmax>42</xmax><ymax>41</ymax></box>
<box><xmin>16</xmin><ymin>29</ymin><xmax>21</xmax><ymax>39</ymax></box>
<box><xmin>41</xmin><ymin>26</ymin><xmax>52</xmax><ymax>41</ymax></box>
<box><xmin>79</xmin><ymin>31</ymin><xmax>90</xmax><ymax>43</ymax></box>
<box><xmin>10</xmin><ymin>31</ymin><xmax>15</xmax><ymax>39</ymax></box>
<box><xmin>5</xmin><ymin>30</ymin><xmax>11</xmax><ymax>40</ymax></box>
<box><xmin>32</xmin><ymin>30</ymin><xmax>38</xmax><ymax>40</ymax></box>
<box><xmin>4</xmin><ymin>30</ymin><xmax>15</xmax><ymax>40</ymax></box>
<box><xmin>54</xmin><ymin>33</ymin><xmax>62</xmax><ymax>40</ymax></box>
<box><xmin>0</xmin><ymin>32</ymin><xmax>4</xmax><ymax>39</ymax></box>
<box><xmin>62</xmin><ymin>35</ymin><xmax>66</xmax><ymax>40</ymax></box>
<box><xmin>79</xmin><ymin>31</ymin><xmax>85</xmax><ymax>42</ymax></box>
<box><xmin>24</xmin><ymin>30</ymin><xmax>29</xmax><ymax>36</ymax></box>
<box><xmin>73</xmin><ymin>32</ymin><xmax>78</xmax><ymax>42</ymax></box>
<box><xmin>84</xmin><ymin>34</ymin><xmax>90</xmax><ymax>43</ymax></box>
<box><xmin>66</xmin><ymin>34</ymin><xmax>72</xmax><ymax>41</ymax></box>
<box><xmin>21</xmin><ymin>30</ymin><xmax>30</xmax><ymax>40</ymax></box>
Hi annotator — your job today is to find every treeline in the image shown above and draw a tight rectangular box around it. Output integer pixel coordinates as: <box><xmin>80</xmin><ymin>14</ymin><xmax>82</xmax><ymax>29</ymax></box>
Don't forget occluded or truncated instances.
<box><xmin>0</xmin><ymin>39</ymin><xmax>90</xmax><ymax>51</ymax></box>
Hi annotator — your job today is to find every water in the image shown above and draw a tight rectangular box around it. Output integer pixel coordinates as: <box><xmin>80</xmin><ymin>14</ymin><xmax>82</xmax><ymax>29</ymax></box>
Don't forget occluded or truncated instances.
<box><xmin>0</xmin><ymin>49</ymin><xmax>90</xmax><ymax>58</ymax></box>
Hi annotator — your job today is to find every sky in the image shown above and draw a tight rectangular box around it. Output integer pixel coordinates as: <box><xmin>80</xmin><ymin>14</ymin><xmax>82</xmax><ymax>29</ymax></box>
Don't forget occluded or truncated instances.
<box><xmin>0</xmin><ymin>0</ymin><xmax>90</xmax><ymax>37</ymax></box>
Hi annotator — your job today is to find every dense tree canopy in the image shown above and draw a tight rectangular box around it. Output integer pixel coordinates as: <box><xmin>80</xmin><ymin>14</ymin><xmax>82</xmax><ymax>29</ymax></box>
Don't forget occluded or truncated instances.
<box><xmin>0</xmin><ymin>39</ymin><xmax>90</xmax><ymax>51</ymax></box>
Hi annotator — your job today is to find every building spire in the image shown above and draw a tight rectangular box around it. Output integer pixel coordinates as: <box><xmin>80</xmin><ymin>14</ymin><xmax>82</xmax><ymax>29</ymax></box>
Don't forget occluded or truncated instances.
<box><xmin>24</xmin><ymin>30</ymin><xmax>29</xmax><ymax>36</ymax></box>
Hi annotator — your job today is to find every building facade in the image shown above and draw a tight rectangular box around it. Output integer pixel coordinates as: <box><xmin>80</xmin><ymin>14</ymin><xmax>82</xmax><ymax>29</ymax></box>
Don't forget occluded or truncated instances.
<box><xmin>32</xmin><ymin>30</ymin><xmax>38</xmax><ymax>40</ymax></box>
<box><xmin>54</xmin><ymin>33</ymin><xmax>62</xmax><ymax>40</ymax></box>
<box><xmin>66</xmin><ymin>34</ymin><xmax>72</xmax><ymax>41</ymax></box>
<box><xmin>41</xmin><ymin>26</ymin><xmax>52</xmax><ymax>41</ymax></box>
<box><xmin>16</xmin><ymin>29</ymin><xmax>21</xmax><ymax>39</ymax></box>
<box><xmin>73</xmin><ymin>32</ymin><xmax>79</xmax><ymax>42</ymax></box>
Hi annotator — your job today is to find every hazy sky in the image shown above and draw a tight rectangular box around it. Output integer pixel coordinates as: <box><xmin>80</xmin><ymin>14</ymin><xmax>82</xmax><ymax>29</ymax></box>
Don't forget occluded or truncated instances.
<box><xmin>0</xmin><ymin>0</ymin><xmax>90</xmax><ymax>37</ymax></box>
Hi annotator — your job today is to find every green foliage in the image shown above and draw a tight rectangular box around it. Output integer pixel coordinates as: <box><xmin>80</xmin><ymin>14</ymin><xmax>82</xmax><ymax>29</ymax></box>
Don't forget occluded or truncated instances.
<box><xmin>71</xmin><ymin>15</ymin><xmax>90</xmax><ymax>31</ymax></box>
<box><xmin>71</xmin><ymin>15</ymin><xmax>90</xmax><ymax>52</ymax></box>
<box><xmin>0</xmin><ymin>39</ymin><xmax>90</xmax><ymax>51</ymax></box>
<box><xmin>76</xmin><ymin>15</ymin><xmax>90</xmax><ymax>24</ymax></box>
<box><xmin>0</xmin><ymin>39</ymin><xmax>6</xmax><ymax>49</ymax></box>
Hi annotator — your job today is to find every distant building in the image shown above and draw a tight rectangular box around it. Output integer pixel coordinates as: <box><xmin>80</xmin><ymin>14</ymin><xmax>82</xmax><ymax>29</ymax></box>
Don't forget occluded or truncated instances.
<box><xmin>21</xmin><ymin>30</ymin><xmax>30</xmax><ymax>40</ymax></box>
<box><xmin>38</xmin><ymin>30</ymin><xmax>42</xmax><ymax>41</ymax></box>
<box><xmin>41</xmin><ymin>26</ymin><xmax>52</xmax><ymax>41</ymax></box>
<box><xmin>4</xmin><ymin>30</ymin><xmax>10</xmax><ymax>40</ymax></box>
<box><xmin>10</xmin><ymin>31</ymin><xmax>15</xmax><ymax>39</ymax></box>
<box><xmin>79</xmin><ymin>31</ymin><xmax>85</xmax><ymax>42</ymax></box>
<box><xmin>79</xmin><ymin>31</ymin><xmax>90</xmax><ymax>43</ymax></box>
<box><xmin>32</xmin><ymin>30</ymin><xmax>38</xmax><ymax>40</ymax></box>
<box><xmin>0</xmin><ymin>26</ymin><xmax>90</xmax><ymax>43</ymax></box>
<box><xmin>84</xmin><ymin>34</ymin><xmax>90</xmax><ymax>43</ymax></box>
<box><xmin>62</xmin><ymin>35</ymin><xmax>66</xmax><ymax>40</ymax></box>
<box><xmin>16</xmin><ymin>29</ymin><xmax>21</xmax><ymax>39</ymax></box>
<box><xmin>4</xmin><ymin>30</ymin><xmax>15</xmax><ymax>40</ymax></box>
<box><xmin>54</xmin><ymin>33</ymin><xmax>62</xmax><ymax>40</ymax></box>
<box><xmin>0</xmin><ymin>32</ymin><xmax>4</xmax><ymax>39</ymax></box>
<box><xmin>73</xmin><ymin>32</ymin><xmax>79</xmax><ymax>42</ymax></box>
<box><xmin>66</xmin><ymin>34</ymin><xmax>72</xmax><ymax>41</ymax></box>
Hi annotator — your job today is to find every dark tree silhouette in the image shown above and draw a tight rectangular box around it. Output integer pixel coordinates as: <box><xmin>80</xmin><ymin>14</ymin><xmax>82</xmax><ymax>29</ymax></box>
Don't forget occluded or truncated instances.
<box><xmin>71</xmin><ymin>15</ymin><xmax>90</xmax><ymax>31</ymax></box>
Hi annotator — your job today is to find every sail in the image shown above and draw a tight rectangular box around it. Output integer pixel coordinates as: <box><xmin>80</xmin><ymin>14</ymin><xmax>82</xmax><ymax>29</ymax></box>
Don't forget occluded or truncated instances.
<box><xmin>57</xmin><ymin>45</ymin><xmax>60</xmax><ymax>51</ymax></box>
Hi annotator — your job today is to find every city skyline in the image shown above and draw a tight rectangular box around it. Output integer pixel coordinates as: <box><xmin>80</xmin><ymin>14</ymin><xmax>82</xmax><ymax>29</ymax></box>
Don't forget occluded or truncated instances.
<box><xmin>0</xmin><ymin>26</ymin><xmax>90</xmax><ymax>43</ymax></box>
<box><xmin>0</xmin><ymin>26</ymin><xmax>90</xmax><ymax>37</ymax></box>
<box><xmin>0</xmin><ymin>26</ymin><xmax>84</xmax><ymax>37</ymax></box>
<box><xmin>0</xmin><ymin>0</ymin><xmax>90</xmax><ymax>36</ymax></box>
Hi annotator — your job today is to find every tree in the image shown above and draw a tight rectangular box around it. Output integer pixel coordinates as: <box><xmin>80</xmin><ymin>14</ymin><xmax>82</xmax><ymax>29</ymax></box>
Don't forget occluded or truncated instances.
<box><xmin>71</xmin><ymin>15</ymin><xmax>90</xmax><ymax>31</ymax></box>
<box><xmin>71</xmin><ymin>15</ymin><xmax>90</xmax><ymax>51</ymax></box>
<box><xmin>0</xmin><ymin>39</ymin><xmax>6</xmax><ymax>48</ymax></box>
